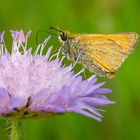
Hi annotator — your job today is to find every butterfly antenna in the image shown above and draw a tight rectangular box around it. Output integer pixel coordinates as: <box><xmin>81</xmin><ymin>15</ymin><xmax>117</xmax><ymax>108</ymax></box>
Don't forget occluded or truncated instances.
<box><xmin>36</xmin><ymin>30</ymin><xmax>57</xmax><ymax>45</ymax></box>
<box><xmin>50</xmin><ymin>26</ymin><xmax>63</xmax><ymax>33</ymax></box>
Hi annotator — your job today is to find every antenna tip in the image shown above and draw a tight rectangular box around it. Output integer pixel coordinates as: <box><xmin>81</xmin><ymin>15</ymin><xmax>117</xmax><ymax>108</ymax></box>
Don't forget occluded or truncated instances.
<box><xmin>50</xmin><ymin>26</ymin><xmax>53</xmax><ymax>29</ymax></box>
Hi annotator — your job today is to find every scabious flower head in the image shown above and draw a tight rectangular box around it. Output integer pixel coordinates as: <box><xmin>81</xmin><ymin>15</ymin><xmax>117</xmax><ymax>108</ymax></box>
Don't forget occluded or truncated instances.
<box><xmin>0</xmin><ymin>30</ymin><xmax>114</xmax><ymax>121</ymax></box>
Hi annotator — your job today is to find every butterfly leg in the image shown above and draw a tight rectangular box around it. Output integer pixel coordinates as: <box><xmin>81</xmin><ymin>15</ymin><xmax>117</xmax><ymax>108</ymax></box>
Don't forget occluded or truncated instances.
<box><xmin>82</xmin><ymin>63</ymin><xmax>87</xmax><ymax>79</ymax></box>
<box><xmin>83</xmin><ymin>70</ymin><xmax>87</xmax><ymax>79</ymax></box>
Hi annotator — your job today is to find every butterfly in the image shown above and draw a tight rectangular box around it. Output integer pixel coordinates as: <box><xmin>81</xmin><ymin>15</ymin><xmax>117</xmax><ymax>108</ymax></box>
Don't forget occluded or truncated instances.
<box><xmin>50</xmin><ymin>27</ymin><xmax>139</xmax><ymax>78</ymax></box>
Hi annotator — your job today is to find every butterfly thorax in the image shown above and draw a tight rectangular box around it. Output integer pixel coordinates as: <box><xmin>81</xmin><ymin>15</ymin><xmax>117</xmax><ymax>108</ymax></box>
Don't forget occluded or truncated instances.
<box><xmin>62</xmin><ymin>36</ymin><xmax>98</xmax><ymax>73</ymax></box>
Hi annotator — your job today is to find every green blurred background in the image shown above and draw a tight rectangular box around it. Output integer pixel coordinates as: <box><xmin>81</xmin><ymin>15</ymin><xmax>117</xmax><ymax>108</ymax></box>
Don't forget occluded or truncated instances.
<box><xmin>0</xmin><ymin>0</ymin><xmax>140</xmax><ymax>140</ymax></box>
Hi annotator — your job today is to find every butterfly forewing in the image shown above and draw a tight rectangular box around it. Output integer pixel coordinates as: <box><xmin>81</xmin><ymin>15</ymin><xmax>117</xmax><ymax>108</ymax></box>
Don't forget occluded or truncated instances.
<box><xmin>78</xmin><ymin>33</ymin><xmax>139</xmax><ymax>77</ymax></box>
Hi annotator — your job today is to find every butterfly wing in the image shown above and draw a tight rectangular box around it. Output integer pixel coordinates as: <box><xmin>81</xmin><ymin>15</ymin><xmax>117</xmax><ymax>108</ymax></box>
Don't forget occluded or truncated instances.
<box><xmin>78</xmin><ymin>33</ymin><xmax>139</xmax><ymax>78</ymax></box>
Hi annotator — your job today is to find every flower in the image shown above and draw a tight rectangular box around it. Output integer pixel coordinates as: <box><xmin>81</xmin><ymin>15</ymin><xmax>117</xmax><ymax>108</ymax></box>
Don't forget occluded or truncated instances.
<box><xmin>0</xmin><ymin>30</ymin><xmax>115</xmax><ymax>121</ymax></box>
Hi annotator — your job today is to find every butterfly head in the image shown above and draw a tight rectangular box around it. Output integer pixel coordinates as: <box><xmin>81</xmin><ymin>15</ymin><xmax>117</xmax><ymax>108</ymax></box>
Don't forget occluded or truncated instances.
<box><xmin>50</xmin><ymin>26</ymin><xmax>70</xmax><ymax>43</ymax></box>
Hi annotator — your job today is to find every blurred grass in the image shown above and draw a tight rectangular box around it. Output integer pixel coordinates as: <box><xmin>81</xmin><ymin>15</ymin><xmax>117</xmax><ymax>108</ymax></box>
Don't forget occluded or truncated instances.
<box><xmin>0</xmin><ymin>0</ymin><xmax>140</xmax><ymax>140</ymax></box>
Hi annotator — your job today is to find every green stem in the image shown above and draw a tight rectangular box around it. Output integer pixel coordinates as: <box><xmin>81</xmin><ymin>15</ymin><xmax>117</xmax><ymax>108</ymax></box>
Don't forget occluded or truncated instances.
<box><xmin>10</xmin><ymin>120</ymin><xmax>23</xmax><ymax>140</ymax></box>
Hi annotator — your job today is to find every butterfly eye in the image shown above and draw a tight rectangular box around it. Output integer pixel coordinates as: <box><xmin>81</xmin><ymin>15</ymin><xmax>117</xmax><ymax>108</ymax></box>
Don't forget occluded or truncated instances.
<box><xmin>60</xmin><ymin>32</ymin><xmax>68</xmax><ymax>41</ymax></box>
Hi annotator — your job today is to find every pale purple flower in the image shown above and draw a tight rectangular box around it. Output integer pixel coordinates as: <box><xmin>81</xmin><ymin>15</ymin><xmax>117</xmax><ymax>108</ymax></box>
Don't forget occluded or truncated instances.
<box><xmin>0</xmin><ymin>30</ymin><xmax>115</xmax><ymax>121</ymax></box>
